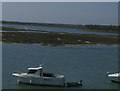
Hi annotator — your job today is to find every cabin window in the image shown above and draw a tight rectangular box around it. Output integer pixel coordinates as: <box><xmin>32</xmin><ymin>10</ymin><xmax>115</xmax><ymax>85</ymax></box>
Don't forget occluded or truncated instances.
<box><xmin>43</xmin><ymin>73</ymin><xmax>54</xmax><ymax>77</ymax></box>
<box><xmin>28</xmin><ymin>70</ymin><xmax>37</xmax><ymax>74</ymax></box>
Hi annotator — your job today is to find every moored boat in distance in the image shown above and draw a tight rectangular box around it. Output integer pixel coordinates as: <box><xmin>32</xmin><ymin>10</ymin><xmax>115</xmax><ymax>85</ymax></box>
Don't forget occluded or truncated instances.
<box><xmin>107</xmin><ymin>72</ymin><xmax>120</xmax><ymax>83</ymax></box>
<box><xmin>66</xmin><ymin>80</ymin><xmax>82</xmax><ymax>87</ymax></box>
<box><xmin>12</xmin><ymin>64</ymin><xmax>65</xmax><ymax>87</ymax></box>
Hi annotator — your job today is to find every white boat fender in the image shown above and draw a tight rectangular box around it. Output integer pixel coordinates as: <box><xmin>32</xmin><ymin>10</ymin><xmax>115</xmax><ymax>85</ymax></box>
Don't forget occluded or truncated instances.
<box><xmin>17</xmin><ymin>79</ymin><xmax>20</xmax><ymax>83</ymax></box>
<box><xmin>30</xmin><ymin>80</ymin><xmax>32</xmax><ymax>83</ymax></box>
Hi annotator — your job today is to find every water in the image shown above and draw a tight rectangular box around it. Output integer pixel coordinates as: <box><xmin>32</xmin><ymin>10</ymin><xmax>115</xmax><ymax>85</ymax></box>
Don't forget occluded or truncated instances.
<box><xmin>1</xmin><ymin>24</ymin><xmax>118</xmax><ymax>36</ymax></box>
<box><xmin>0</xmin><ymin>43</ymin><xmax>2</xmax><ymax>90</ymax></box>
<box><xmin>2</xmin><ymin>43</ymin><xmax>119</xmax><ymax>89</ymax></box>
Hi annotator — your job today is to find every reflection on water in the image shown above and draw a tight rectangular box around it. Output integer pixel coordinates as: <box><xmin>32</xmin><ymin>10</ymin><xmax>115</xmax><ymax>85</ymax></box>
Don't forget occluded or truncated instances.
<box><xmin>2</xmin><ymin>43</ymin><xmax>119</xmax><ymax>89</ymax></box>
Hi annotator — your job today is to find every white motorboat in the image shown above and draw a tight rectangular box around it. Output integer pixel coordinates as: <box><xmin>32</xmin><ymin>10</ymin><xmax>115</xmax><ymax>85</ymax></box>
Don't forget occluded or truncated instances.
<box><xmin>12</xmin><ymin>64</ymin><xmax>65</xmax><ymax>87</ymax></box>
<box><xmin>107</xmin><ymin>72</ymin><xmax>120</xmax><ymax>83</ymax></box>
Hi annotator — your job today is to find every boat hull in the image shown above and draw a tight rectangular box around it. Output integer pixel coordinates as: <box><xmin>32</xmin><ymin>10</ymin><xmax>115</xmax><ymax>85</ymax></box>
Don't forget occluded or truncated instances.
<box><xmin>16</xmin><ymin>76</ymin><xmax>65</xmax><ymax>87</ymax></box>
<box><xmin>110</xmin><ymin>77</ymin><xmax>120</xmax><ymax>83</ymax></box>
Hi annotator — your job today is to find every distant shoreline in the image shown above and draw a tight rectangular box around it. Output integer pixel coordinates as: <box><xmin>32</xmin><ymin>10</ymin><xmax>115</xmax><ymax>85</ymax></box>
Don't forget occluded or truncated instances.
<box><xmin>2</xmin><ymin>21</ymin><xmax>118</xmax><ymax>33</ymax></box>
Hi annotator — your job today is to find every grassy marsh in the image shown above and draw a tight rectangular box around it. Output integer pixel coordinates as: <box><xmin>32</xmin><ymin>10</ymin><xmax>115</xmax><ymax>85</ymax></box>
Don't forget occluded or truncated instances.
<box><xmin>2</xmin><ymin>27</ymin><xmax>118</xmax><ymax>46</ymax></box>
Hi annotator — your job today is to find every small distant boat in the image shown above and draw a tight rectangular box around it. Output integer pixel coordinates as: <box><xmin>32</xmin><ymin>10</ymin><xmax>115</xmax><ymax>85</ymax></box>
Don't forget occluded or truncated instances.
<box><xmin>107</xmin><ymin>72</ymin><xmax>120</xmax><ymax>83</ymax></box>
<box><xmin>12</xmin><ymin>64</ymin><xmax>65</xmax><ymax>87</ymax></box>
<box><xmin>66</xmin><ymin>80</ymin><xmax>82</xmax><ymax>87</ymax></box>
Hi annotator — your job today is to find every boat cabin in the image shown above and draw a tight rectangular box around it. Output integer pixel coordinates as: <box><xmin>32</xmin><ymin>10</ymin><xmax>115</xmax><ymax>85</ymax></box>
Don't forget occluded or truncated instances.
<box><xmin>27</xmin><ymin>65</ymin><xmax>55</xmax><ymax>77</ymax></box>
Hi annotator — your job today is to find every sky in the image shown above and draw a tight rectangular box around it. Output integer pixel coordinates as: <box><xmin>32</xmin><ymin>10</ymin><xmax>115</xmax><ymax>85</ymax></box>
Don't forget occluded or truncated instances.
<box><xmin>1</xmin><ymin>0</ymin><xmax>119</xmax><ymax>2</ymax></box>
<box><xmin>2</xmin><ymin>2</ymin><xmax>118</xmax><ymax>25</ymax></box>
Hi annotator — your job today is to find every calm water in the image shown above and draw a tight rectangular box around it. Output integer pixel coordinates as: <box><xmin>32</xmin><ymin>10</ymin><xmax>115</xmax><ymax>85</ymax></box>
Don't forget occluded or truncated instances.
<box><xmin>1</xmin><ymin>24</ymin><xmax>118</xmax><ymax>36</ymax></box>
<box><xmin>2</xmin><ymin>43</ymin><xmax>119</xmax><ymax>89</ymax></box>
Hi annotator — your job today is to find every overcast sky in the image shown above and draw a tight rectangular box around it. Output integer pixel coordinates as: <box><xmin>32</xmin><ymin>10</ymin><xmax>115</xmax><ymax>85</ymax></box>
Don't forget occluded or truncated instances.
<box><xmin>2</xmin><ymin>2</ymin><xmax>118</xmax><ymax>25</ymax></box>
<box><xmin>1</xmin><ymin>0</ymin><xmax>119</xmax><ymax>2</ymax></box>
